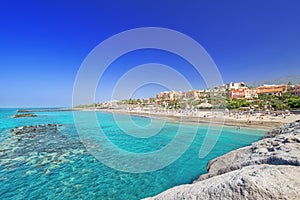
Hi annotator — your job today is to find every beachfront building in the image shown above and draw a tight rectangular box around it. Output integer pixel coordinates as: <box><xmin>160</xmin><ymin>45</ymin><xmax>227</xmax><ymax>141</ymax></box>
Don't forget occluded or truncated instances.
<box><xmin>157</xmin><ymin>90</ymin><xmax>212</xmax><ymax>101</ymax></box>
<box><xmin>228</xmin><ymin>82</ymin><xmax>247</xmax><ymax>90</ymax></box>
<box><xmin>182</xmin><ymin>89</ymin><xmax>215</xmax><ymax>99</ymax></box>
<box><xmin>228</xmin><ymin>89</ymin><xmax>245</xmax><ymax>99</ymax></box>
<box><xmin>184</xmin><ymin>90</ymin><xmax>201</xmax><ymax>99</ymax></box>
<box><xmin>293</xmin><ymin>84</ymin><xmax>300</xmax><ymax>96</ymax></box>
<box><xmin>199</xmin><ymin>90</ymin><xmax>209</xmax><ymax>97</ymax></box>
<box><xmin>156</xmin><ymin>91</ymin><xmax>182</xmax><ymax>101</ymax></box>
<box><xmin>256</xmin><ymin>84</ymin><xmax>288</xmax><ymax>96</ymax></box>
<box><xmin>227</xmin><ymin>82</ymin><xmax>252</xmax><ymax>100</ymax></box>
<box><xmin>244</xmin><ymin>89</ymin><xmax>258</xmax><ymax>99</ymax></box>
<box><xmin>227</xmin><ymin>82</ymin><xmax>250</xmax><ymax>99</ymax></box>
<box><xmin>209</xmin><ymin>85</ymin><xmax>227</xmax><ymax>97</ymax></box>
<box><xmin>228</xmin><ymin>88</ymin><xmax>258</xmax><ymax>100</ymax></box>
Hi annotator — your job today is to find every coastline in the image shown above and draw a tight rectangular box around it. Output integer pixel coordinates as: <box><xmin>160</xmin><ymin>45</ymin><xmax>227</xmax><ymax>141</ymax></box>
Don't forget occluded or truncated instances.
<box><xmin>5</xmin><ymin>108</ymin><xmax>300</xmax><ymax>199</ymax></box>
<box><xmin>145</xmin><ymin>120</ymin><xmax>300</xmax><ymax>199</ymax></box>
<box><xmin>70</xmin><ymin>107</ymin><xmax>300</xmax><ymax>131</ymax></box>
<box><xmin>71</xmin><ymin>107</ymin><xmax>300</xmax><ymax>198</ymax></box>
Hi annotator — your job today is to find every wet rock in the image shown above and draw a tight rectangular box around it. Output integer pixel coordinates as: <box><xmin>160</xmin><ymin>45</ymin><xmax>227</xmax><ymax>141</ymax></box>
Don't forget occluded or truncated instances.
<box><xmin>12</xmin><ymin>113</ymin><xmax>37</xmax><ymax>118</ymax></box>
<box><xmin>17</xmin><ymin>109</ymin><xmax>30</xmax><ymax>113</ymax></box>
<box><xmin>0</xmin><ymin>124</ymin><xmax>87</xmax><ymax>173</ymax></box>
<box><xmin>15</xmin><ymin>131</ymin><xmax>25</xmax><ymax>135</ymax></box>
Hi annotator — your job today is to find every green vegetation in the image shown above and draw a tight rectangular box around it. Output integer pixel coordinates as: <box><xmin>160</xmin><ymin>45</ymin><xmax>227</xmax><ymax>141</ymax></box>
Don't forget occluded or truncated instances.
<box><xmin>288</xmin><ymin>97</ymin><xmax>300</xmax><ymax>109</ymax></box>
<box><xmin>226</xmin><ymin>99</ymin><xmax>251</xmax><ymax>110</ymax></box>
<box><xmin>227</xmin><ymin>94</ymin><xmax>300</xmax><ymax>110</ymax></box>
<box><xmin>74</xmin><ymin>89</ymin><xmax>300</xmax><ymax>111</ymax></box>
<box><xmin>167</xmin><ymin>99</ymin><xmax>180</xmax><ymax>109</ymax></box>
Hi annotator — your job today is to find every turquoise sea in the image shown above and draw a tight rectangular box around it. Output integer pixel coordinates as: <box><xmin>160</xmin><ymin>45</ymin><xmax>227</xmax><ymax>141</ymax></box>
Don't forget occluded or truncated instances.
<box><xmin>0</xmin><ymin>108</ymin><xmax>266</xmax><ymax>199</ymax></box>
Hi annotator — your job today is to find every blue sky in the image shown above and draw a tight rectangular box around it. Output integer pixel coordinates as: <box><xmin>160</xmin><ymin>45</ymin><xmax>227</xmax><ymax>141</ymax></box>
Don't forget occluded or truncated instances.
<box><xmin>1</xmin><ymin>0</ymin><xmax>300</xmax><ymax>107</ymax></box>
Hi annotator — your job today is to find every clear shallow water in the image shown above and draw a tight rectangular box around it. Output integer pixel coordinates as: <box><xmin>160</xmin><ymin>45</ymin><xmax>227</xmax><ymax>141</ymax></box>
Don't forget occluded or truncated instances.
<box><xmin>0</xmin><ymin>108</ymin><xmax>266</xmax><ymax>199</ymax></box>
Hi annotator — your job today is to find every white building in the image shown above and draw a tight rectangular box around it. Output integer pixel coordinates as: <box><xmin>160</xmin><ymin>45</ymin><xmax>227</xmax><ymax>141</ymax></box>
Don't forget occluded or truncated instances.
<box><xmin>228</xmin><ymin>82</ymin><xmax>247</xmax><ymax>90</ymax></box>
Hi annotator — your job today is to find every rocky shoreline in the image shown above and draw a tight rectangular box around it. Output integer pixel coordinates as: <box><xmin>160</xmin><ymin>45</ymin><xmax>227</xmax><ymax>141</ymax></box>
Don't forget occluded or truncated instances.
<box><xmin>145</xmin><ymin>120</ymin><xmax>300</xmax><ymax>200</ymax></box>
<box><xmin>0</xmin><ymin>124</ymin><xmax>89</xmax><ymax>175</ymax></box>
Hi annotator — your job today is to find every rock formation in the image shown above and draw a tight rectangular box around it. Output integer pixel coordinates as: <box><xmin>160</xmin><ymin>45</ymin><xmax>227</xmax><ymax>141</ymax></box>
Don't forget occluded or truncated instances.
<box><xmin>12</xmin><ymin>113</ymin><xmax>37</xmax><ymax>118</ymax></box>
<box><xmin>145</xmin><ymin>120</ymin><xmax>300</xmax><ymax>200</ymax></box>
<box><xmin>0</xmin><ymin>124</ymin><xmax>89</xmax><ymax>174</ymax></box>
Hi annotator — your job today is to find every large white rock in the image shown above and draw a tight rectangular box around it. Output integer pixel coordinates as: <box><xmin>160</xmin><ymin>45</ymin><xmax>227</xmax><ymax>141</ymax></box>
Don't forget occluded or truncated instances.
<box><xmin>145</xmin><ymin>120</ymin><xmax>300</xmax><ymax>200</ymax></box>
<box><xmin>145</xmin><ymin>165</ymin><xmax>300</xmax><ymax>200</ymax></box>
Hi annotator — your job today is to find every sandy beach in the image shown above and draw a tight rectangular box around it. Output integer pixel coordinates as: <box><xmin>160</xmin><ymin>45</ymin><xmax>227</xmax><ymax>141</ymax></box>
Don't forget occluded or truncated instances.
<box><xmin>71</xmin><ymin>107</ymin><xmax>300</xmax><ymax>131</ymax></box>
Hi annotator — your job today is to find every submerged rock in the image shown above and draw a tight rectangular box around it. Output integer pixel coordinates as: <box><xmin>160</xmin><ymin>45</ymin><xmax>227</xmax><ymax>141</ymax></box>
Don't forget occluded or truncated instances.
<box><xmin>17</xmin><ymin>109</ymin><xmax>30</xmax><ymax>113</ymax></box>
<box><xmin>0</xmin><ymin>124</ymin><xmax>87</xmax><ymax>173</ymax></box>
<box><xmin>12</xmin><ymin>113</ymin><xmax>37</xmax><ymax>118</ymax></box>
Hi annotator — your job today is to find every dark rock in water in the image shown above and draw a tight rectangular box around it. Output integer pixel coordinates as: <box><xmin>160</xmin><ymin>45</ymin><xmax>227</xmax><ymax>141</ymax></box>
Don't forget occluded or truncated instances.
<box><xmin>0</xmin><ymin>124</ymin><xmax>88</xmax><ymax>173</ymax></box>
<box><xmin>12</xmin><ymin>113</ymin><xmax>37</xmax><ymax>118</ymax></box>
<box><xmin>28</xmin><ymin>135</ymin><xmax>36</xmax><ymax>138</ymax></box>
<box><xmin>47</xmin><ymin>124</ymin><xmax>58</xmax><ymax>127</ymax></box>
<box><xmin>17</xmin><ymin>109</ymin><xmax>30</xmax><ymax>113</ymax></box>
<box><xmin>15</xmin><ymin>131</ymin><xmax>25</xmax><ymax>135</ymax></box>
